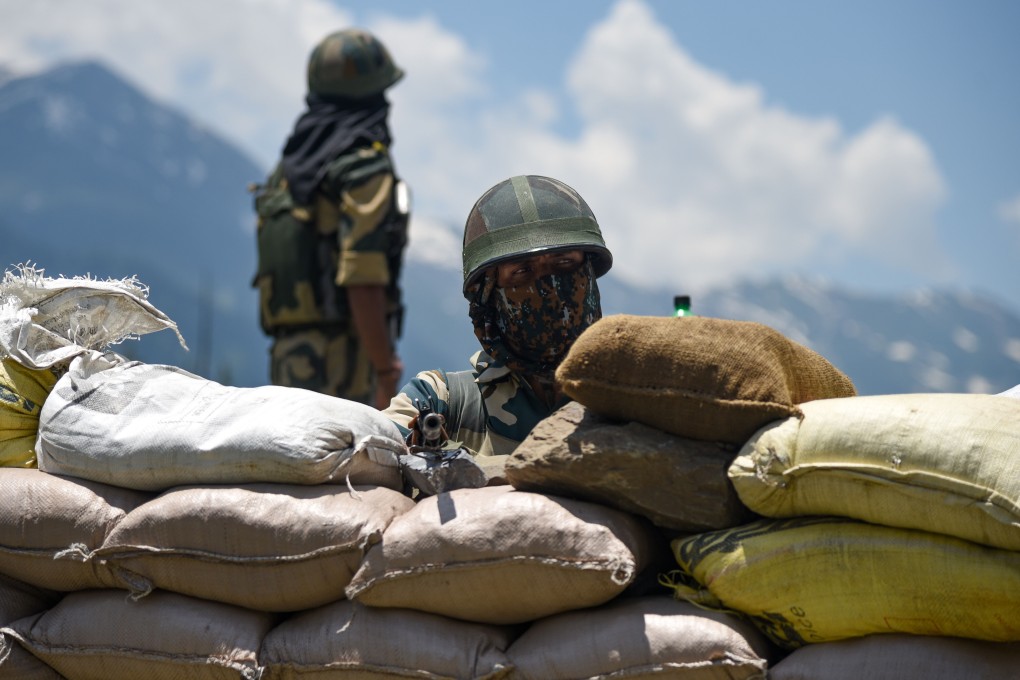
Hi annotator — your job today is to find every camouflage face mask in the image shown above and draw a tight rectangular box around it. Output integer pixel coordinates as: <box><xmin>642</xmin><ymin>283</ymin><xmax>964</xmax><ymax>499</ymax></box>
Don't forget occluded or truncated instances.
<box><xmin>491</xmin><ymin>259</ymin><xmax>602</xmax><ymax>372</ymax></box>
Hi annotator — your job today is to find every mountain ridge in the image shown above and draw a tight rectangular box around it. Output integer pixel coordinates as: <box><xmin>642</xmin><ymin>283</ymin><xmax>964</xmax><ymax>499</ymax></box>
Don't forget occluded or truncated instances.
<box><xmin>1</xmin><ymin>60</ymin><xmax>1017</xmax><ymax>395</ymax></box>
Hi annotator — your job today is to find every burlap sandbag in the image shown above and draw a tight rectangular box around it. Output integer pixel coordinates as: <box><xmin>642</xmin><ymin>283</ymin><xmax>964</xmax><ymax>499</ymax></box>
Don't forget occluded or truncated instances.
<box><xmin>2</xmin><ymin>589</ymin><xmax>272</xmax><ymax>680</ymax></box>
<box><xmin>507</xmin><ymin>595</ymin><xmax>772</xmax><ymax>680</ymax></box>
<box><xmin>96</xmin><ymin>484</ymin><xmax>414</xmax><ymax>612</ymax></box>
<box><xmin>556</xmin><ymin>315</ymin><xmax>856</xmax><ymax>444</ymax></box>
<box><xmin>346</xmin><ymin>486</ymin><xmax>657</xmax><ymax>624</ymax></box>
<box><xmin>0</xmin><ymin>358</ymin><xmax>58</xmax><ymax>468</ymax></box>
<box><xmin>0</xmin><ymin>469</ymin><xmax>151</xmax><ymax>591</ymax></box>
<box><xmin>769</xmin><ymin>634</ymin><xmax>1020</xmax><ymax>680</ymax></box>
<box><xmin>260</xmin><ymin>599</ymin><xmax>514</xmax><ymax>679</ymax></box>
<box><xmin>37</xmin><ymin>355</ymin><xmax>405</xmax><ymax>492</ymax></box>
<box><xmin>667</xmin><ymin>517</ymin><xmax>1020</xmax><ymax>649</ymax></box>
<box><xmin>729</xmin><ymin>393</ymin><xmax>1020</xmax><ymax>551</ymax></box>
<box><xmin>506</xmin><ymin>401</ymin><xmax>752</xmax><ymax>531</ymax></box>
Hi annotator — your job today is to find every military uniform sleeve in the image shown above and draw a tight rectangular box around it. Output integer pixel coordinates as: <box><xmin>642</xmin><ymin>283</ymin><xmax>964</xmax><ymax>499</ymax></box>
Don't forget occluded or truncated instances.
<box><xmin>382</xmin><ymin>369</ymin><xmax>453</xmax><ymax>439</ymax></box>
<box><xmin>321</xmin><ymin>146</ymin><xmax>397</xmax><ymax>288</ymax></box>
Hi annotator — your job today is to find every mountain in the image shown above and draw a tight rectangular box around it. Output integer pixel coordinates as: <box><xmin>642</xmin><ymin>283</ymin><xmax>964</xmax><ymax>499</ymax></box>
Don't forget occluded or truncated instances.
<box><xmin>1</xmin><ymin>60</ymin><xmax>1018</xmax><ymax>396</ymax></box>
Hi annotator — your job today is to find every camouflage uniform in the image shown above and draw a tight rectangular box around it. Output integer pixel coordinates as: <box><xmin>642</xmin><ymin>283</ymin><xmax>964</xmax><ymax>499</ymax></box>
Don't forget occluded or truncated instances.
<box><xmin>383</xmin><ymin>175</ymin><xmax>611</xmax><ymax>459</ymax></box>
<box><xmin>253</xmin><ymin>29</ymin><xmax>407</xmax><ymax>404</ymax></box>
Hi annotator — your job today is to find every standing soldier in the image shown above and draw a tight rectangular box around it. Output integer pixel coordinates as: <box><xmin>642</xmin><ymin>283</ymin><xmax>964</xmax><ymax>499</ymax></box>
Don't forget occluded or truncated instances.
<box><xmin>253</xmin><ymin>28</ymin><xmax>409</xmax><ymax>409</ymax></box>
<box><xmin>384</xmin><ymin>175</ymin><xmax>612</xmax><ymax>475</ymax></box>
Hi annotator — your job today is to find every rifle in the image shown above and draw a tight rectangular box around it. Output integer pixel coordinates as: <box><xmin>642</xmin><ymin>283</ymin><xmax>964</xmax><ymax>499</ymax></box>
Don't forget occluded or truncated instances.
<box><xmin>400</xmin><ymin>398</ymin><xmax>486</xmax><ymax>495</ymax></box>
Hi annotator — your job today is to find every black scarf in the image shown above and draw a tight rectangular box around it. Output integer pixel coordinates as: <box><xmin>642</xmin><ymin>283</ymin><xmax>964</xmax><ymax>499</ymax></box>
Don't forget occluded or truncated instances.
<box><xmin>279</xmin><ymin>93</ymin><xmax>392</xmax><ymax>206</ymax></box>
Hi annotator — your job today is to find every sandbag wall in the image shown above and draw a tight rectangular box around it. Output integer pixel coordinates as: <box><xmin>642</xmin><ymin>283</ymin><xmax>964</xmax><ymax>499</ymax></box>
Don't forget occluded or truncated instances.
<box><xmin>1</xmin><ymin>313</ymin><xmax>1019</xmax><ymax>679</ymax></box>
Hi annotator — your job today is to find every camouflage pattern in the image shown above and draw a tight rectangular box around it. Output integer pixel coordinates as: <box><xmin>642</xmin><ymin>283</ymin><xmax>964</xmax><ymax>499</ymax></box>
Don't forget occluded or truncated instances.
<box><xmin>253</xmin><ymin>144</ymin><xmax>407</xmax><ymax>334</ymax></box>
<box><xmin>270</xmin><ymin>326</ymin><xmax>375</xmax><ymax>405</ymax></box>
<box><xmin>255</xmin><ymin>144</ymin><xmax>407</xmax><ymax>403</ymax></box>
<box><xmin>461</xmin><ymin>175</ymin><xmax>612</xmax><ymax>294</ymax></box>
<box><xmin>383</xmin><ymin>350</ymin><xmax>553</xmax><ymax>457</ymax></box>
<box><xmin>307</xmin><ymin>29</ymin><xmax>404</xmax><ymax>99</ymax></box>
<box><xmin>491</xmin><ymin>260</ymin><xmax>601</xmax><ymax>367</ymax></box>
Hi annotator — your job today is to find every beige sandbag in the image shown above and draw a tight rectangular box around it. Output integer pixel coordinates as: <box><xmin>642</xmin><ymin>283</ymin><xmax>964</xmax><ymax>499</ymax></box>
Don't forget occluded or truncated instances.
<box><xmin>96</xmin><ymin>483</ymin><xmax>414</xmax><ymax>612</ymax></box>
<box><xmin>260</xmin><ymin>599</ymin><xmax>513</xmax><ymax>679</ymax></box>
<box><xmin>346</xmin><ymin>486</ymin><xmax>657</xmax><ymax>624</ymax></box>
<box><xmin>507</xmin><ymin>595</ymin><xmax>772</xmax><ymax>679</ymax></box>
<box><xmin>2</xmin><ymin>589</ymin><xmax>273</xmax><ymax>680</ymax></box>
<box><xmin>0</xmin><ymin>574</ymin><xmax>59</xmax><ymax>627</ymax></box>
<box><xmin>0</xmin><ymin>632</ymin><xmax>65</xmax><ymax>680</ymax></box>
<box><xmin>506</xmin><ymin>401</ymin><xmax>752</xmax><ymax>531</ymax></box>
<box><xmin>0</xmin><ymin>575</ymin><xmax>63</xmax><ymax>680</ymax></box>
<box><xmin>729</xmin><ymin>393</ymin><xmax>1020</xmax><ymax>551</ymax></box>
<box><xmin>0</xmin><ymin>469</ymin><xmax>151</xmax><ymax>591</ymax></box>
<box><xmin>668</xmin><ymin>517</ymin><xmax>1020</xmax><ymax>649</ymax></box>
<box><xmin>37</xmin><ymin>355</ymin><xmax>405</xmax><ymax>492</ymax></box>
<box><xmin>0</xmin><ymin>359</ymin><xmax>58</xmax><ymax>468</ymax></box>
<box><xmin>556</xmin><ymin>315</ymin><xmax>855</xmax><ymax>444</ymax></box>
<box><xmin>770</xmin><ymin>634</ymin><xmax>1020</xmax><ymax>680</ymax></box>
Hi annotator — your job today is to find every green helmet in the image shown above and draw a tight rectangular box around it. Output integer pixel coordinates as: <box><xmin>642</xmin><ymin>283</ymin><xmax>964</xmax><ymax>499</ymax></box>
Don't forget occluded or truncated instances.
<box><xmin>462</xmin><ymin>175</ymin><xmax>612</xmax><ymax>295</ymax></box>
<box><xmin>307</xmin><ymin>28</ymin><xmax>404</xmax><ymax>99</ymax></box>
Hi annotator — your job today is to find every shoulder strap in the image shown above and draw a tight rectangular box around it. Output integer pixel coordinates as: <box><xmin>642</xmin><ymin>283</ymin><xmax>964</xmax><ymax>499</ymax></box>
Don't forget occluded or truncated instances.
<box><xmin>444</xmin><ymin>369</ymin><xmax>486</xmax><ymax>440</ymax></box>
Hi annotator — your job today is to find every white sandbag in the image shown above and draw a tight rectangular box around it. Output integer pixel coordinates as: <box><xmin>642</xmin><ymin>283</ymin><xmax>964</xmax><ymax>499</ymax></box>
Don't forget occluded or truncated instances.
<box><xmin>260</xmin><ymin>600</ymin><xmax>514</xmax><ymax>679</ymax></box>
<box><xmin>36</xmin><ymin>353</ymin><xmax>405</xmax><ymax>491</ymax></box>
<box><xmin>769</xmin><ymin>634</ymin><xmax>1020</xmax><ymax>680</ymax></box>
<box><xmin>347</xmin><ymin>486</ymin><xmax>658</xmax><ymax>624</ymax></box>
<box><xmin>507</xmin><ymin>595</ymin><xmax>772</xmax><ymax>679</ymax></box>
<box><xmin>2</xmin><ymin>589</ymin><xmax>272</xmax><ymax>680</ymax></box>
<box><xmin>0</xmin><ymin>264</ymin><xmax>185</xmax><ymax>370</ymax></box>
<box><xmin>0</xmin><ymin>468</ymin><xmax>151</xmax><ymax>591</ymax></box>
<box><xmin>97</xmin><ymin>483</ymin><xmax>414</xmax><ymax>612</ymax></box>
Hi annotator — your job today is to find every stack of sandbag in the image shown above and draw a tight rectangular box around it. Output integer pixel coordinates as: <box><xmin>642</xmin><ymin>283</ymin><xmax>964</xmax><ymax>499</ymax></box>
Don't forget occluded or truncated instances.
<box><xmin>505</xmin><ymin>314</ymin><xmax>855</xmax><ymax>532</ymax></box>
<box><xmin>662</xmin><ymin>392</ymin><xmax>1020</xmax><ymax>674</ymax></box>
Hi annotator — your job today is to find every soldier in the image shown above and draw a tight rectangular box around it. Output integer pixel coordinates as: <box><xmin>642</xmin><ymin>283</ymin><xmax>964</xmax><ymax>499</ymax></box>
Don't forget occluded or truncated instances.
<box><xmin>383</xmin><ymin>175</ymin><xmax>612</xmax><ymax>479</ymax></box>
<box><xmin>252</xmin><ymin>28</ymin><xmax>409</xmax><ymax>409</ymax></box>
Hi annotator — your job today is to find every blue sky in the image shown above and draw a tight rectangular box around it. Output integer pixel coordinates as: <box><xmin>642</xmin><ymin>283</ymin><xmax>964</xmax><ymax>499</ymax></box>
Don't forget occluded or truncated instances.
<box><xmin>3</xmin><ymin>0</ymin><xmax>1019</xmax><ymax>311</ymax></box>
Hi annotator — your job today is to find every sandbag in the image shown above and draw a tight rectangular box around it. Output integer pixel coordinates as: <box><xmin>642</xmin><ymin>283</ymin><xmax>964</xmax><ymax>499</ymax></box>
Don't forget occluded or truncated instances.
<box><xmin>506</xmin><ymin>401</ymin><xmax>752</xmax><ymax>531</ymax></box>
<box><xmin>556</xmin><ymin>315</ymin><xmax>855</xmax><ymax>444</ymax></box>
<box><xmin>2</xmin><ymin>589</ymin><xmax>272</xmax><ymax>680</ymax></box>
<box><xmin>36</xmin><ymin>353</ymin><xmax>405</xmax><ymax>491</ymax></box>
<box><xmin>0</xmin><ymin>359</ymin><xmax>58</xmax><ymax>468</ymax></box>
<box><xmin>769</xmin><ymin>634</ymin><xmax>1020</xmax><ymax>680</ymax></box>
<box><xmin>0</xmin><ymin>469</ymin><xmax>151</xmax><ymax>591</ymax></box>
<box><xmin>507</xmin><ymin>595</ymin><xmax>772</xmax><ymax>679</ymax></box>
<box><xmin>0</xmin><ymin>264</ymin><xmax>185</xmax><ymax>370</ymax></box>
<box><xmin>0</xmin><ymin>632</ymin><xmax>65</xmax><ymax>680</ymax></box>
<box><xmin>729</xmin><ymin>393</ymin><xmax>1020</xmax><ymax>551</ymax></box>
<box><xmin>667</xmin><ymin>517</ymin><xmax>1020</xmax><ymax>649</ymax></box>
<box><xmin>96</xmin><ymin>483</ymin><xmax>414</xmax><ymax>612</ymax></box>
<box><xmin>346</xmin><ymin>486</ymin><xmax>657</xmax><ymax>624</ymax></box>
<box><xmin>260</xmin><ymin>599</ymin><xmax>514</xmax><ymax>679</ymax></box>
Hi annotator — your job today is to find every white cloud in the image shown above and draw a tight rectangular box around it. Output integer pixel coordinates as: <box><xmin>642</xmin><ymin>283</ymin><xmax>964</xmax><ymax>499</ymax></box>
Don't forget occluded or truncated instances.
<box><xmin>999</xmin><ymin>194</ymin><xmax>1020</xmax><ymax>225</ymax></box>
<box><xmin>0</xmin><ymin>0</ymin><xmax>952</xmax><ymax>294</ymax></box>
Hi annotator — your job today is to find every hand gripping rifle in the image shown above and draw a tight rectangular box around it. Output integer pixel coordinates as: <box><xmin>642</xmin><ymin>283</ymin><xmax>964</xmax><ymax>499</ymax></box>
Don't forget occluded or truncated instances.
<box><xmin>400</xmin><ymin>397</ymin><xmax>487</xmax><ymax>495</ymax></box>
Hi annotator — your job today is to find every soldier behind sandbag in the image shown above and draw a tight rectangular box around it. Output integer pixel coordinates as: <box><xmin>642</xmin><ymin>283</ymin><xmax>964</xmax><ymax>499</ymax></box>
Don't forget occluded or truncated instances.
<box><xmin>252</xmin><ymin>28</ymin><xmax>410</xmax><ymax>410</ymax></box>
<box><xmin>383</xmin><ymin>175</ymin><xmax>613</xmax><ymax>493</ymax></box>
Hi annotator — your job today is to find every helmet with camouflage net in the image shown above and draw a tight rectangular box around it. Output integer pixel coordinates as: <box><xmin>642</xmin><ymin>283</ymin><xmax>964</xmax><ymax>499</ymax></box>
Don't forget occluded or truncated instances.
<box><xmin>462</xmin><ymin>175</ymin><xmax>612</xmax><ymax>295</ymax></box>
<box><xmin>307</xmin><ymin>28</ymin><xmax>404</xmax><ymax>99</ymax></box>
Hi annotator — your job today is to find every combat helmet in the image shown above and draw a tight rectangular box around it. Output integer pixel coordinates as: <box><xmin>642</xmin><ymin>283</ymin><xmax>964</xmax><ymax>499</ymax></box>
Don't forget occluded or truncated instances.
<box><xmin>307</xmin><ymin>28</ymin><xmax>404</xmax><ymax>99</ymax></box>
<box><xmin>462</xmin><ymin>175</ymin><xmax>612</xmax><ymax>295</ymax></box>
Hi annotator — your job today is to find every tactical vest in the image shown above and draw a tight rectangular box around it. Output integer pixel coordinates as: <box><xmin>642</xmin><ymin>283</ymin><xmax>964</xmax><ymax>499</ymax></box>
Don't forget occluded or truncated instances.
<box><xmin>252</xmin><ymin>145</ymin><xmax>408</xmax><ymax>335</ymax></box>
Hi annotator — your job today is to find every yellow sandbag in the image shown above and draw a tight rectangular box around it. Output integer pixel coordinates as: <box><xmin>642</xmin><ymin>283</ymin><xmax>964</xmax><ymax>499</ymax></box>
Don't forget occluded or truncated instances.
<box><xmin>729</xmin><ymin>393</ymin><xmax>1020</xmax><ymax>551</ymax></box>
<box><xmin>667</xmin><ymin>517</ymin><xmax>1020</xmax><ymax>650</ymax></box>
<box><xmin>0</xmin><ymin>358</ymin><xmax>58</xmax><ymax>467</ymax></box>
